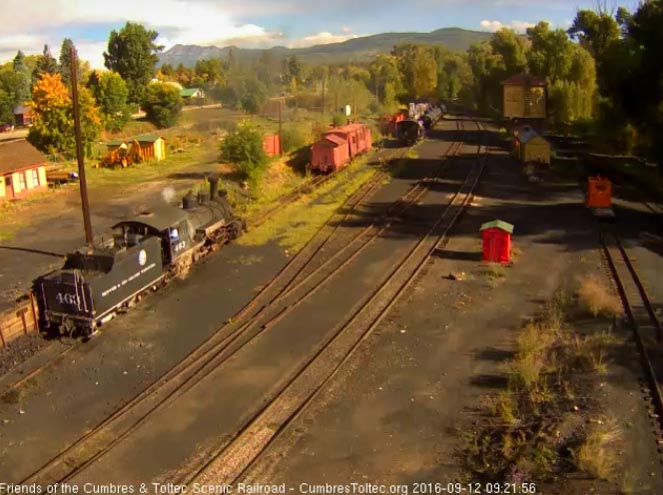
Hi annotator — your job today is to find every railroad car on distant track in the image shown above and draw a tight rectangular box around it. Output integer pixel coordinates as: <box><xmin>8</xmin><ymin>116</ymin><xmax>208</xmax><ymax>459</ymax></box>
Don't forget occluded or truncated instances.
<box><xmin>34</xmin><ymin>175</ymin><xmax>245</xmax><ymax>337</ymax></box>
<box><xmin>421</xmin><ymin>106</ymin><xmax>443</xmax><ymax>129</ymax></box>
<box><xmin>310</xmin><ymin>123</ymin><xmax>372</xmax><ymax>173</ymax></box>
<box><xmin>396</xmin><ymin>119</ymin><xmax>424</xmax><ymax>146</ymax></box>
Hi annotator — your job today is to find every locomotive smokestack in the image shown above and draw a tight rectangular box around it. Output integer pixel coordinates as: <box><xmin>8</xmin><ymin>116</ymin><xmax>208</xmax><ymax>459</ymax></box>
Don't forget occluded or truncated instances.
<box><xmin>208</xmin><ymin>174</ymin><xmax>219</xmax><ymax>199</ymax></box>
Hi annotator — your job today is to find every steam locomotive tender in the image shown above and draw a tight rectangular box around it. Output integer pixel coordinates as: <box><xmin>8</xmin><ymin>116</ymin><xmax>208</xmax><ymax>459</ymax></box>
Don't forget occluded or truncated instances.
<box><xmin>34</xmin><ymin>175</ymin><xmax>244</xmax><ymax>336</ymax></box>
<box><xmin>396</xmin><ymin>119</ymin><xmax>425</xmax><ymax>146</ymax></box>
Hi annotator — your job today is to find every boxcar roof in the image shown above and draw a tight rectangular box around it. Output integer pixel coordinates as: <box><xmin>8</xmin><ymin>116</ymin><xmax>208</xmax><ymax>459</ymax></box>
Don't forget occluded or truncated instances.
<box><xmin>0</xmin><ymin>139</ymin><xmax>47</xmax><ymax>175</ymax></box>
<box><xmin>501</xmin><ymin>73</ymin><xmax>547</xmax><ymax>86</ymax></box>
<box><xmin>115</xmin><ymin>205</ymin><xmax>188</xmax><ymax>232</ymax></box>
<box><xmin>518</xmin><ymin>129</ymin><xmax>548</xmax><ymax>145</ymax></box>
<box><xmin>321</xmin><ymin>134</ymin><xmax>347</xmax><ymax>146</ymax></box>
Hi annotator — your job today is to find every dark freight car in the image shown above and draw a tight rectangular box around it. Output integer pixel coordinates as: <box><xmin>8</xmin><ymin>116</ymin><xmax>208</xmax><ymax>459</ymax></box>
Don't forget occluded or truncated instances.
<box><xmin>36</xmin><ymin>236</ymin><xmax>165</xmax><ymax>334</ymax></box>
<box><xmin>396</xmin><ymin>119</ymin><xmax>424</xmax><ymax>146</ymax></box>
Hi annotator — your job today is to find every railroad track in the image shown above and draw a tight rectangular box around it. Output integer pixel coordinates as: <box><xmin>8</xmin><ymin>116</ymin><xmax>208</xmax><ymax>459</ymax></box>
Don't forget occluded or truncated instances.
<box><xmin>643</xmin><ymin>201</ymin><xmax>663</xmax><ymax>217</ymax></box>
<box><xmin>188</xmin><ymin>118</ymin><xmax>486</xmax><ymax>485</ymax></box>
<box><xmin>600</xmin><ymin>230</ymin><xmax>663</xmax><ymax>439</ymax></box>
<box><xmin>21</xmin><ymin>125</ymin><xmax>459</xmax><ymax>485</ymax></box>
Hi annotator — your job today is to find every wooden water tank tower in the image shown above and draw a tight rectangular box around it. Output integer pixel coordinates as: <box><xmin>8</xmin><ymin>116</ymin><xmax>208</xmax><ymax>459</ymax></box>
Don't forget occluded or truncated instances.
<box><xmin>502</xmin><ymin>73</ymin><xmax>547</xmax><ymax>120</ymax></box>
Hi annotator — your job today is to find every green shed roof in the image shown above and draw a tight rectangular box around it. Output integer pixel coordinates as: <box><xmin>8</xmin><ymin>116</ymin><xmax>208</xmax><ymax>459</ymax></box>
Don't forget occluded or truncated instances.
<box><xmin>136</xmin><ymin>135</ymin><xmax>163</xmax><ymax>143</ymax></box>
<box><xmin>180</xmin><ymin>88</ymin><xmax>201</xmax><ymax>97</ymax></box>
<box><xmin>105</xmin><ymin>139</ymin><xmax>126</xmax><ymax>146</ymax></box>
<box><xmin>480</xmin><ymin>220</ymin><xmax>514</xmax><ymax>234</ymax></box>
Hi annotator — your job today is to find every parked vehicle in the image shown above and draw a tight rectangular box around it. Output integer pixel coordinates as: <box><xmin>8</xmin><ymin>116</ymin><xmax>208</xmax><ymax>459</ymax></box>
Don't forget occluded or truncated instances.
<box><xmin>0</xmin><ymin>123</ymin><xmax>14</xmax><ymax>133</ymax></box>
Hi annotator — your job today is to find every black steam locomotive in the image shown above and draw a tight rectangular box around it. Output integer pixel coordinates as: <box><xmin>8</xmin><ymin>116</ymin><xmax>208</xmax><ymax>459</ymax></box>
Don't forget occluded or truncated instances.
<box><xmin>34</xmin><ymin>175</ymin><xmax>244</xmax><ymax>336</ymax></box>
<box><xmin>396</xmin><ymin>119</ymin><xmax>425</xmax><ymax>146</ymax></box>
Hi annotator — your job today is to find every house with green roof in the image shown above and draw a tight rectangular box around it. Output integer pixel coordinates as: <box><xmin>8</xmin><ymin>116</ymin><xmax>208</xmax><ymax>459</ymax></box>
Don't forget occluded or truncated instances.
<box><xmin>180</xmin><ymin>88</ymin><xmax>205</xmax><ymax>102</ymax></box>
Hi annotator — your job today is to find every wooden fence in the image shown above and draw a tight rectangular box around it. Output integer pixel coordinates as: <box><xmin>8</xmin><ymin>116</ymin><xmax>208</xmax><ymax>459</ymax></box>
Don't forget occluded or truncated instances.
<box><xmin>0</xmin><ymin>294</ymin><xmax>39</xmax><ymax>348</ymax></box>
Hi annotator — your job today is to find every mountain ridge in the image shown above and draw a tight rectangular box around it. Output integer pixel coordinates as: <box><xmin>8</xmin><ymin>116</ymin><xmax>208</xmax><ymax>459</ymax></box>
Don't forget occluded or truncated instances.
<box><xmin>158</xmin><ymin>27</ymin><xmax>491</xmax><ymax>67</ymax></box>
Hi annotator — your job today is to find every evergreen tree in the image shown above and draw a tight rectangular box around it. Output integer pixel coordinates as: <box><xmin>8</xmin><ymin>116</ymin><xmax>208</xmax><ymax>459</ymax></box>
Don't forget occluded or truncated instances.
<box><xmin>59</xmin><ymin>38</ymin><xmax>82</xmax><ymax>88</ymax></box>
<box><xmin>104</xmin><ymin>22</ymin><xmax>163</xmax><ymax>103</ymax></box>
<box><xmin>32</xmin><ymin>45</ymin><xmax>59</xmax><ymax>87</ymax></box>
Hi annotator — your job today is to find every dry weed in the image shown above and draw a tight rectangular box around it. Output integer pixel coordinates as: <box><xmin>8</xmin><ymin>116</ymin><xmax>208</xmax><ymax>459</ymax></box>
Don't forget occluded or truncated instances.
<box><xmin>577</xmin><ymin>277</ymin><xmax>623</xmax><ymax>317</ymax></box>
<box><xmin>573</xmin><ymin>418</ymin><xmax>622</xmax><ymax>480</ymax></box>
<box><xmin>517</xmin><ymin>322</ymin><xmax>557</xmax><ymax>358</ymax></box>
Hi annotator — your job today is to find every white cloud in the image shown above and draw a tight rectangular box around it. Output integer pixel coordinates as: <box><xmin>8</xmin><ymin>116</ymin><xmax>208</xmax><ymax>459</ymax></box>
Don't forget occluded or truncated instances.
<box><xmin>289</xmin><ymin>31</ymin><xmax>360</xmax><ymax>48</ymax></box>
<box><xmin>75</xmin><ymin>41</ymin><xmax>108</xmax><ymax>70</ymax></box>
<box><xmin>0</xmin><ymin>0</ymin><xmax>278</xmax><ymax>67</ymax></box>
<box><xmin>480</xmin><ymin>19</ymin><xmax>536</xmax><ymax>33</ymax></box>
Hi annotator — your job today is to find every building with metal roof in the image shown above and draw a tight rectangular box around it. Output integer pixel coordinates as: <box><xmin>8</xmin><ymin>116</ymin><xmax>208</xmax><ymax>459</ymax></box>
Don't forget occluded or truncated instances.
<box><xmin>0</xmin><ymin>139</ymin><xmax>48</xmax><ymax>202</ymax></box>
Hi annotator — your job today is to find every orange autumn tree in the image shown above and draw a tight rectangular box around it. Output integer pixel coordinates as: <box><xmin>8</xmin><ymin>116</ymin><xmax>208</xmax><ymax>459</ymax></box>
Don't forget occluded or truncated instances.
<box><xmin>27</xmin><ymin>73</ymin><xmax>101</xmax><ymax>156</ymax></box>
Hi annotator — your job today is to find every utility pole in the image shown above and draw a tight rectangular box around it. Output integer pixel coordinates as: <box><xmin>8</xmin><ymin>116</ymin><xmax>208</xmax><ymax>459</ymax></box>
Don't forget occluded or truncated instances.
<box><xmin>70</xmin><ymin>46</ymin><xmax>94</xmax><ymax>247</ymax></box>
<box><xmin>278</xmin><ymin>95</ymin><xmax>283</xmax><ymax>157</ymax></box>
<box><xmin>321</xmin><ymin>76</ymin><xmax>326</xmax><ymax>118</ymax></box>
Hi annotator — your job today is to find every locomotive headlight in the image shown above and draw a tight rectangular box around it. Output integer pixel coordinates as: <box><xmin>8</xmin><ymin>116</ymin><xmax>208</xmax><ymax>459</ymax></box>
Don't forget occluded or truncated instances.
<box><xmin>138</xmin><ymin>249</ymin><xmax>147</xmax><ymax>266</ymax></box>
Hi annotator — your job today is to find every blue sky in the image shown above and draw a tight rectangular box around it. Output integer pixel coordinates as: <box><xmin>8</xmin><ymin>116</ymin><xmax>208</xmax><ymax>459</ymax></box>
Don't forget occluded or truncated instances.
<box><xmin>0</xmin><ymin>0</ymin><xmax>617</xmax><ymax>68</ymax></box>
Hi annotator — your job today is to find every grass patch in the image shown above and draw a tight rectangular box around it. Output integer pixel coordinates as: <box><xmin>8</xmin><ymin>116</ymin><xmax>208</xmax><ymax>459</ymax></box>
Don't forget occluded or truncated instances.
<box><xmin>483</xmin><ymin>263</ymin><xmax>508</xmax><ymax>288</ymax></box>
<box><xmin>1</xmin><ymin>389</ymin><xmax>21</xmax><ymax>404</ymax></box>
<box><xmin>460</xmin><ymin>288</ymin><xmax>623</xmax><ymax>486</ymax></box>
<box><xmin>238</xmin><ymin>159</ymin><xmax>376</xmax><ymax>252</ymax></box>
<box><xmin>572</xmin><ymin>418</ymin><xmax>622</xmax><ymax>480</ymax></box>
<box><xmin>576</xmin><ymin>276</ymin><xmax>623</xmax><ymax>318</ymax></box>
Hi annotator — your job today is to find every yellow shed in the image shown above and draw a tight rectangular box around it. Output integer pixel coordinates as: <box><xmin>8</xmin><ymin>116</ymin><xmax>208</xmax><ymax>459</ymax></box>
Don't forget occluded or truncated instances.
<box><xmin>516</xmin><ymin>129</ymin><xmax>551</xmax><ymax>165</ymax></box>
<box><xmin>502</xmin><ymin>73</ymin><xmax>547</xmax><ymax>119</ymax></box>
<box><xmin>136</xmin><ymin>135</ymin><xmax>166</xmax><ymax>161</ymax></box>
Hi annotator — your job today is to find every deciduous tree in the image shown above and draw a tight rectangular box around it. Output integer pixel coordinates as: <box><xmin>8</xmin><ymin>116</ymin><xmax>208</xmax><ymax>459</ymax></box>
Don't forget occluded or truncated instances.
<box><xmin>219</xmin><ymin>120</ymin><xmax>268</xmax><ymax>182</ymax></box>
<box><xmin>27</xmin><ymin>73</ymin><xmax>101</xmax><ymax>156</ymax></box>
<box><xmin>89</xmin><ymin>71</ymin><xmax>130</xmax><ymax>132</ymax></box>
<box><xmin>527</xmin><ymin>22</ymin><xmax>574</xmax><ymax>83</ymax></box>
<box><xmin>141</xmin><ymin>82</ymin><xmax>182</xmax><ymax>128</ymax></box>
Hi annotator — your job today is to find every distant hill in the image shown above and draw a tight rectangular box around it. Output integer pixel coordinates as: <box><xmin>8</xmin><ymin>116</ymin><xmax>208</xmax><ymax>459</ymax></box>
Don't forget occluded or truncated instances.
<box><xmin>158</xmin><ymin>28</ymin><xmax>491</xmax><ymax>67</ymax></box>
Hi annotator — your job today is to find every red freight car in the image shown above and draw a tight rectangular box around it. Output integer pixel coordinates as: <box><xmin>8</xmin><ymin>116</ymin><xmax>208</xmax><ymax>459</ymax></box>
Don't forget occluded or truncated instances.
<box><xmin>310</xmin><ymin>123</ymin><xmax>373</xmax><ymax>173</ymax></box>
<box><xmin>379</xmin><ymin>112</ymin><xmax>405</xmax><ymax>136</ymax></box>
<box><xmin>310</xmin><ymin>135</ymin><xmax>350</xmax><ymax>173</ymax></box>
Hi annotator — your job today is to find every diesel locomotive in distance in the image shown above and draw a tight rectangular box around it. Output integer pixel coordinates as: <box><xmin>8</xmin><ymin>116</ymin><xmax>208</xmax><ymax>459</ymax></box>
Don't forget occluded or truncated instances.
<box><xmin>34</xmin><ymin>175</ymin><xmax>244</xmax><ymax>336</ymax></box>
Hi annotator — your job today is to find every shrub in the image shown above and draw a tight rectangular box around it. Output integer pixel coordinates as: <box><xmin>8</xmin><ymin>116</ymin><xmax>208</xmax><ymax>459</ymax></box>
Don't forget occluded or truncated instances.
<box><xmin>332</xmin><ymin>113</ymin><xmax>347</xmax><ymax>127</ymax></box>
<box><xmin>141</xmin><ymin>82</ymin><xmax>183</xmax><ymax>128</ymax></box>
<box><xmin>280</xmin><ymin>125</ymin><xmax>309</xmax><ymax>153</ymax></box>
<box><xmin>220</xmin><ymin>120</ymin><xmax>268</xmax><ymax>181</ymax></box>
<box><xmin>576</xmin><ymin>277</ymin><xmax>623</xmax><ymax>317</ymax></box>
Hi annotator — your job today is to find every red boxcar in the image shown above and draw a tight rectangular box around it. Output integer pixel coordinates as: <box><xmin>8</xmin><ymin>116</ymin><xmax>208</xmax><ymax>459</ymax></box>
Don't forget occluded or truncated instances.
<box><xmin>379</xmin><ymin>112</ymin><xmax>405</xmax><ymax>136</ymax></box>
<box><xmin>310</xmin><ymin>135</ymin><xmax>350</xmax><ymax>173</ymax></box>
<box><xmin>310</xmin><ymin>123</ymin><xmax>372</xmax><ymax>173</ymax></box>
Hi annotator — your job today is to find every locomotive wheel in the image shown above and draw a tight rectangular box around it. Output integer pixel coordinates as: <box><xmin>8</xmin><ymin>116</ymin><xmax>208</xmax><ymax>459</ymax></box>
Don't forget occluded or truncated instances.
<box><xmin>228</xmin><ymin>221</ymin><xmax>242</xmax><ymax>240</ymax></box>
<box><xmin>60</xmin><ymin>318</ymin><xmax>76</xmax><ymax>337</ymax></box>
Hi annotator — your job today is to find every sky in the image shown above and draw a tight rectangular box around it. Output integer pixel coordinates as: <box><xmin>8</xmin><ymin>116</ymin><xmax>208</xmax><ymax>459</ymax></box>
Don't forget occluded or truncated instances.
<box><xmin>0</xmin><ymin>0</ymin><xmax>609</xmax><ymax>69</ymax></box>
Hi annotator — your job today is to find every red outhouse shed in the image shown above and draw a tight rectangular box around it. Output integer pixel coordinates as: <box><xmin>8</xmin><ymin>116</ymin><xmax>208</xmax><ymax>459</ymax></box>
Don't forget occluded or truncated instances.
<box><xmin>480</xmin><ymin>220</ymin><xmax>514</xmax><ymax>264</ymax></box>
